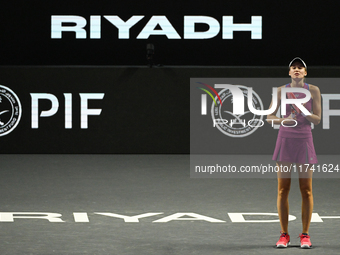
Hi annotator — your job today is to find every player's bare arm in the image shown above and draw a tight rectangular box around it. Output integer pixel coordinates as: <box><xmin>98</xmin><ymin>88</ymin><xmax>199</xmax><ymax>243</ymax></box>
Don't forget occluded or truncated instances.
<box><xmin>306</xmin><ymin>85</ymin><xmax>321</xmax><ymax>125</ymax></box>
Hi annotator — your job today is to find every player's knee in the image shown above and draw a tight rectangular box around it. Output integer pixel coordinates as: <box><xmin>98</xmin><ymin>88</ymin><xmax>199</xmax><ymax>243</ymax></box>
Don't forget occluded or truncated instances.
<box><xmin>278</xmin><ymin>186</ymin><xmax>290</xmax><ymax>197</ymax></box>
<box><xmin>300</xmin><ymin>186</ymin><xmax>313</xmax><ymax>198</ymax></box>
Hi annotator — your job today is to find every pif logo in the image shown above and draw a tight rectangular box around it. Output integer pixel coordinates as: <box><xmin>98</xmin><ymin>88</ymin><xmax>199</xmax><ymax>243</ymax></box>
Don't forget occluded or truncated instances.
<box><xmin>0</xmin><ymin>85</ymin><xmax>22</xmax><ymax>137</ymax></box>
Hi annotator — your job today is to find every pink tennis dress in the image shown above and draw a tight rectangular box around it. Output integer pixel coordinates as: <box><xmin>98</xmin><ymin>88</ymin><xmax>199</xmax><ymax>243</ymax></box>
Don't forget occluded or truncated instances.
<box><xmin>272</xmin><ymin>83</ymin><xmax>318</xmax><ymax>164</ymax></box>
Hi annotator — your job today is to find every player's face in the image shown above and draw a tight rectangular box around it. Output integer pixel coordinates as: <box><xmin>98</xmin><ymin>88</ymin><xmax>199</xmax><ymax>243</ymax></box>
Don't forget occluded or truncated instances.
<box><xmin>289</xmin><ymin>62</ymin><xmax>307</xmax><ymax>79</ymax></box>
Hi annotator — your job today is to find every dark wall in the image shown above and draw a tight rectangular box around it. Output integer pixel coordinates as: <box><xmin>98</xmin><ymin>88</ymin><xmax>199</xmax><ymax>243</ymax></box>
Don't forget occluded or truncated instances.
<box><xmin>1</xmin><ymin>2</ymin><xmax>339</xmax><ymax>154</ymax></box>
<box><xmin>0</xmin><ymin>1</ymin><xmax>339</xmax><ymax>66</ymax></box>
<box><xmin>1</xmin><ymin>66</ymin><xmax>339</xmax><ymax>154</ymax></box>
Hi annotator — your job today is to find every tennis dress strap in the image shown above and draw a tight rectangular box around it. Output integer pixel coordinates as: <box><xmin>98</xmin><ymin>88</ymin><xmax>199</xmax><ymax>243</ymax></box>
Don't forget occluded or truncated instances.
<box><xmin>285</xmin><ymin>83</ymin><xmax>309</xmax><ymax>89</ymax></box>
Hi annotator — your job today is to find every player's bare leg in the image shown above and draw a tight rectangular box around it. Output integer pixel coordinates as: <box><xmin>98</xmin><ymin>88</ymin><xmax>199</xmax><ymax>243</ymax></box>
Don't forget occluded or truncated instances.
<box><xmin>298</xmin><ymin>163</ymin><xmax>313</xmax><ymax>234</ymax></box>
<box><xmin>277</xmin><ymin>161</ymin><xmax>292</xmax><ymax>234</ymax></box>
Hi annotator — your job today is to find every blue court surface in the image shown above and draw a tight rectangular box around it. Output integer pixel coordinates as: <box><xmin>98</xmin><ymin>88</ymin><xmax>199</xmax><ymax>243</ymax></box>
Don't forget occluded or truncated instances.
<box><xmin>0</xmin><ymin>154</ymin><xmax>339</xmax><ymax>255</ymax></box>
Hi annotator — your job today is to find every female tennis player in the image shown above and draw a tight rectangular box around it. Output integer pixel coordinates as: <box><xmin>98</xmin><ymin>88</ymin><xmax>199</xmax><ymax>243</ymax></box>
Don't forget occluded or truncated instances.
<box><xmin>266</xmin><ymin>57</ymin><xmax>322</xmax><ymax>248</ymax></box>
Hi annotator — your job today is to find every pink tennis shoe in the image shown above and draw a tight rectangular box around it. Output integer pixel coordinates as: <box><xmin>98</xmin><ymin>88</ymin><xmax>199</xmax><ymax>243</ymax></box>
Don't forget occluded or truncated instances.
<box><xmin>299</xmin><ymin>233</ymin><xmax>312</xmax><ymax>248</ymax></box>
<box><xmin>276</xmin><ymin>231</ymin><xmax>290</xmax><ymax>248</ymax></box>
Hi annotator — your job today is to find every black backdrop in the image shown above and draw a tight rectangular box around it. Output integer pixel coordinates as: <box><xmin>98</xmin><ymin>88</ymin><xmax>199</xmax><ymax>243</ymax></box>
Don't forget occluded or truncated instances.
<box><xmin>1</xmin><ymin>1</ymin><xmax>340</xmax><ymax>153</ymax></box>
<box><xmin>1</xmin><ymin>66</ymin><xmax>340</xmax><ymax>154</ymax></box>
<box><xmin>0</xmin><ymin>1</ymin><xmax>339</xmax><ymax>66</ymax></box>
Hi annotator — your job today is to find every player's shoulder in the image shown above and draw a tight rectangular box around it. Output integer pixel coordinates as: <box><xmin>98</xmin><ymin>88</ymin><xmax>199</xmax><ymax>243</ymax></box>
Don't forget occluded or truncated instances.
<box><xmin>278</xmin><ymin>84</ymin><xmax>287</xmax><ymax>90</ymax></box>
<box><xmin>275</xmin><ymin>85</ymin><xmax>287</xmax><ymax>99</ymax></box>
<box><xmin>277</xmin><ymin>84</ymin><xmax>287</xmax><ymax>92</ymax></box>
<box><xmin>308</xmin><ymin>84</ymin><xmax>321</xmax><ymax>93</ymax></box>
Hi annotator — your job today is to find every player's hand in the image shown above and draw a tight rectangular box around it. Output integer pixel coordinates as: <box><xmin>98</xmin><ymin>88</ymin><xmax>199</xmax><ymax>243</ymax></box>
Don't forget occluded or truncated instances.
<box><xmin>283</xmin><ymin>114</ymin><xmax>296</xmax><ymax>125</ymax></box>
